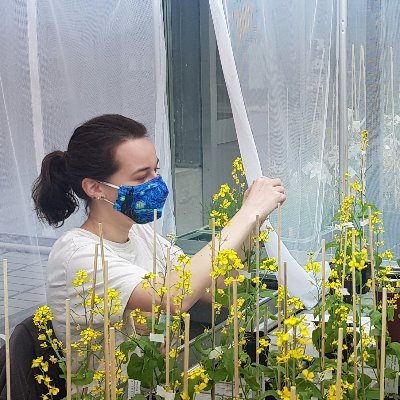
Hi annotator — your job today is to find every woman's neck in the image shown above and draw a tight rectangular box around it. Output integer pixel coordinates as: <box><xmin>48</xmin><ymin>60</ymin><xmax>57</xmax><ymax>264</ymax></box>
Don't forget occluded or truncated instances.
<box><xmin>81</xmin><ymin>213</ymin><xmax>132</xmax><ymax>243</ymax></box>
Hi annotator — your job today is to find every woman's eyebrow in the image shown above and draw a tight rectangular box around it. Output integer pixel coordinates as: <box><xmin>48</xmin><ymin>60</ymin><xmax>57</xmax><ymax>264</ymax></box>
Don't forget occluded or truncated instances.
<box><xmin>132</xmin><ymin>158</ymin><xmax>160</xmax><ymax>175</ymax></box>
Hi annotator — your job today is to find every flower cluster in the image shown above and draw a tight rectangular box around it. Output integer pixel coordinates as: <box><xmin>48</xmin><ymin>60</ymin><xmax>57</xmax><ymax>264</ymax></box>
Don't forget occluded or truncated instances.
<box><xmin>210</xmin><ymin>157</ymin><xmax>247</xmax><ymax>228</ymax></box>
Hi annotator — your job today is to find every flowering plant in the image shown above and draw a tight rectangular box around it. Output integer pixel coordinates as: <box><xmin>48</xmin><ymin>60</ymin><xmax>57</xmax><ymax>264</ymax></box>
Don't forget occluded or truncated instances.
<box><xmin>32</xmin><ymin>270</ymin><xmax>128</xmax><ymax>399</ymax></box>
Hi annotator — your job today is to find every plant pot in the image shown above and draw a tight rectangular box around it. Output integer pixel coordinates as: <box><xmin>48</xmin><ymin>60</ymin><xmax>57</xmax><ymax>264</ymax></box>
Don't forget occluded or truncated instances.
<box><xmin>243</xmin><ymin>331</ymin><xmax>269</xmax><ymax>366</ymax></box>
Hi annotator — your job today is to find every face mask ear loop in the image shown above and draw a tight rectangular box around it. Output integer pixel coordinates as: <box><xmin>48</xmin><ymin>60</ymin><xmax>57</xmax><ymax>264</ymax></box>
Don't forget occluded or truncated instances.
<box><xmin>101</xmin><ymin>197</ymin><xmax>115</xmax><ymax>206</ymax></box>
<box><xmin>98</xmin><ymin>181</ymin><xmax>120</xmax><ymax>190</ymax></box>
<box><xmin>97</xmin><ymin>181</ymin><xmax>119</xmax><ymax>206</ymax></box>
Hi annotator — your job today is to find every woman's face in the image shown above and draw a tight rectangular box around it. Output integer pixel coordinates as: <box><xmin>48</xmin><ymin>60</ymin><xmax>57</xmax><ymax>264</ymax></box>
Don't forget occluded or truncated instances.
<box><xmin>98</xmin><ymin>137</ymin><xmax>160</xmax><ymax>222</ymax></box>
<box><xmin>108</xmin><ymin>137</ymin><xmax>159</xmax><ymax>188</ymax></box>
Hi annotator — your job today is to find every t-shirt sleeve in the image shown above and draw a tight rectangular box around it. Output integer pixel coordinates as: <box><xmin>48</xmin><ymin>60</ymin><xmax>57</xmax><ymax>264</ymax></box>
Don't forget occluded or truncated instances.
<box><xmin>65</xmin><ymin>244</ymin><xmax>148</xmax><ymax>323</ymax></box>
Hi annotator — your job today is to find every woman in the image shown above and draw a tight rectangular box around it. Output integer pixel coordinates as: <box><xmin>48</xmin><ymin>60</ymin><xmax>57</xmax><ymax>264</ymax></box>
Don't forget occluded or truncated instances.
<box><xmin>32</xmin><ymin>114</ymin><xmax>285</xmax><ymax>354</ymax></box>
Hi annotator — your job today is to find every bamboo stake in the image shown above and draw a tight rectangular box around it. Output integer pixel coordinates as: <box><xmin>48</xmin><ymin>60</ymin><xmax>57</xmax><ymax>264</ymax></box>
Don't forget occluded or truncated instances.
<box><xmin>380</xmin><ymin>288</ymin><xmax>388</xmax><ymax>400</ymax></box>
<box><xmin>290</xmin><ymin>386</ymin><xmax>297</xmax><ymax>400</ymax></box>
<box><xmin>165</xmin><ymin>247</ymin><xmax>171</xmax><ymax>391</ymax></box>
<box><xmin>152</xmin><ymin>209</ymin><xmax>157</xmax><ymax>333</ymax></box>
<box><xmin>368</xmin><ymin>207</ymin><xmax>380</xmax><ymax>378</ymax></box>
<box><xmin>284</xmin><ymin>261</ymin><xmax>289</xmax><ymax>386</ymax></box>
<box><xmin>211</xmin><ymin>217</ymin><xmax>216</xmax><ymax>346</ymax></box>
<box><xmin>103</xmin><ymin>260</ymin><xmax>110</xmax><ymax>400</ymax></box>
<box><xmin>89</xmin><ymin>244</ymin><xmax>99</xmax><ymax>328</ymax></box>
<box><xmin>66</xmin><ymin>298</ymin><xmax>72</xmax><ymax>400</ymax></box>
<box><xmin>110</xmin><ymin>327</ymin><xmax>117</xmax><ymax>400</ymax></box>
<box><xmin>341</xmin><ymin>227</ymin><xmax>348</xmax><ymax>298</ymax></box>
<box><xmin>255</xmin><ymin>215</ymin><xmax>260</xmax><ymax>388</ymax></box>
<box><xmin>3</xmin><ymin>259</ymin><xmax>11</xmax><ymax>400</ymax></box>
<box><xmin>233</xmin><ymin>279</ymin><xmax>240</xmax><ymax>399</ymax></box>
<box><xmin>351</xmin><ymin>230</ymin><xmax>358</xmax><ymax>399</ymax></box>
<box><xmin>277</xmin><ymin>203</ymin><xmax>282</xmax><ymax>390</ymax></box>
<box><xmin>336</xmin><ymin>328</ymin><xmax>344</xmax><ymax>400</ymax></box>
<box><xmin>321</xmin><ymin>239</ymin><xmax>326</xmax><ymax>370</ymax></box>
<box><xmin>368</xmin><ymin>207</ymin><xmax>377</xmax><ymax>310</ymax></box>
<box><xmin>183</xmin><ymin>313</ymin><xmax>191</xmax><ymax>398</ymax></box>
<box><xmin>320</xmin><ymin>240</ymin><xmax>326</xmax><ymax>396</ymax></box>
<box><xmin>211</xmin><ymin>218</ymin><xmax>217</xmax><ymax>400</ymax></box>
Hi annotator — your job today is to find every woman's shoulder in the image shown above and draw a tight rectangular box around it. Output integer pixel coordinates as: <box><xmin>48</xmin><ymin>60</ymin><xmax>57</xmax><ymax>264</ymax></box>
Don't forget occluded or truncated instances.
<box><xmin>48</xmin><ymin>228</ymin><xmax>104</xmax><ymax>264</ymax></box>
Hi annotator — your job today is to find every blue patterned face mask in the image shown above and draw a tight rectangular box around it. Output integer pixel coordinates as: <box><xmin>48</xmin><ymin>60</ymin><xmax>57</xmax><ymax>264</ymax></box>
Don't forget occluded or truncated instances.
<box><xmin>99</xmin><ymin>175</ymin><xmax>169</xmax><ymax>224</ymax></box>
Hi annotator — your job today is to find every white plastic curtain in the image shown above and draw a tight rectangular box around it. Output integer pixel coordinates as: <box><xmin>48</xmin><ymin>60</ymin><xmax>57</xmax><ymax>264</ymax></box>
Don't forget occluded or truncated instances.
<box><xmin>0</xmin><ymin>0</ymin><xmax>174</xmax><ymax>246</ymax></box>
<box><xmin>210</xmin><ymin>0</ymin><xmax>400</xmax><ymax>259</ymax></box>
<box><xmin>0</xmin><ymin>0</ymin><xmax>173</xmax><ymax>326</ymax></box>
<box><xmin>210</xmin><ymin>0</ymin><xmax>338</xmax><ymax>260</ymax></box>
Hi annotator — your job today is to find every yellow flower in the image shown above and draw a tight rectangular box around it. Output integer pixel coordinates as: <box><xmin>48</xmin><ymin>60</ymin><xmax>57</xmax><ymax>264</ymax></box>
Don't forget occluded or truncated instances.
<box><xmin>49</xmin><ymin>355</ymin><xmax>57</xmax><ymax>364</ymax></box>
<box><xmin>277</xmin><ymin>386</ymin><xmax>291</xmax><ymax>400</ymax></box>
<box><xmin>32</xmin><ymin>356</ymin><xmax>44</xmax><ymax>368</ymax></box>
<box><xmin>302</xmin><ymin>369</ymin><xmax>314</xmax><ymax>382</ymax></box>
<box><xmin>73</xmin><ymin>269</ymin><xmax>88</xmax><ymax>287</ymax></box>
<box><xmin>33</xmin><ymin>306</ymin><xmax>53</xmax><ymax>328</ymax></box>
<box><xmin>170</xmin><ymin>348</ymin><xmax>178</xmax><ymax>358</ymax></box>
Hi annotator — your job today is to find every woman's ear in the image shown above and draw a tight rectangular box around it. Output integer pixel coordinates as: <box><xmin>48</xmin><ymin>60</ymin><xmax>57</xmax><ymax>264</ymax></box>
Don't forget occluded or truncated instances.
<box><xmin>81</xmin><ymin>178</ymin><xmax>104</xmax><ymax>199</ymax></box>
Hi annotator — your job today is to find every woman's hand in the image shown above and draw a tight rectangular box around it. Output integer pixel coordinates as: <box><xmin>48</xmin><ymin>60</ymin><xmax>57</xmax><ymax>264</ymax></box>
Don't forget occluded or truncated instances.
<box><xmin>241</xmin><ymin>177</ymin><xmax>285</xmax><ymax>224</ymax></box>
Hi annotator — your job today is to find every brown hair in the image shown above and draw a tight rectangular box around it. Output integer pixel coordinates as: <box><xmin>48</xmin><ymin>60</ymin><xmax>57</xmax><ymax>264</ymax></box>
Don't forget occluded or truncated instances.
<box><xmin>32</xmin><ymin>114</ymin><xmax>148</xmax><ymax>227</ymax></box>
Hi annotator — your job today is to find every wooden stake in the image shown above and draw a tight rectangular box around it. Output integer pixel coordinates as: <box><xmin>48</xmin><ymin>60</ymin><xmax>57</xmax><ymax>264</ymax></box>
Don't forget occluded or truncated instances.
<box><xmin>66</xmin><ymin>299</ymin><xmax>72</xmax><ymax>400</ymax></box>
<box><xmin>255</xmin><ymin>215</ymin><xmax>260</xmax><ymax>387</ymax></box>
<box><xmin>3</xmin><ymin>259</ymin><xmax>11</xmax><ymax>400</ymax></box>
<box><xmin>103</xmin><ymin>260</ymin><xmax>110</xmax><ymax>400</ymax></box>
<box><xmin>277</xmin><ymin>203</ymin><xmax>282</xmax><ymax>390</ymax></box>
<box><xmin>165</xmin><ymin>247</ymin><xmax>171</xmax><ymax>391</ymax></box>
<box><xmin>211</xmin><ymin>217</ymin><xmax>216</xmax><ymax>347</ymax></box>
<box><xmin>290</xmin><ymin>386</ymin><xmax>297</xmax><ymax>400</ymax></box>
<box><xmin>351</xmin><ymin>230</ymin><xmax>358</xmax><ymax>399</ymax></box>
<box><xmin>321</xmin><ymin>240</ymin><xmax>326</xmax><ymax>370</ymax></box>
<box><xmin>368</xmin><ymin>207</ymin><xmax>377</xmax><ymax>311</ymax></box>
<box><xmin>110</xmin><ymin>327</ymin><xmax>117</xmax><ymax>400</ymax></box>
<box><xmin>368</xmin><ymin>207</ymin><xmax>380</xmax><ymax>379</ymax></box>
<box><xmin>183</xmin><ymin>313</ymin><xmax>191</xmax><ymax>397</ymax></box>
<box><xmin>336</xmin><ymin>328</ymin><xmax>344</xmax><ymax>400</ymax></box>
<box><xmin>152</xmin><ymin>209</ymin><xmax>157</xmax><ymax>333</ymax></box>
<box><xmin>233</xmin><ymin>279</ymin><xmax>240</xmax><ymax>399</ymax></box>
<box><xmin>284</xmin><ymin>261</ymin><xmax>289</xmax><ymax>385</ymax></box>
<box><xmin>211</xmin><ymin>217</ymin><xmax>216</xmax><ymax>400</ymax></box>
<box><xmin>341</xmin><ymin>227</ymin><xmax>348</xmax><ymax>298</ymax></box>
<box><xmin>89</xmin><ymin>244</ymin><xmax>99</xmax><ymax>328</ymax></box>
<box><xmin>380</xmin><ymin>288</ymin><xmax>388</xmax><ymax>400</ymax></box>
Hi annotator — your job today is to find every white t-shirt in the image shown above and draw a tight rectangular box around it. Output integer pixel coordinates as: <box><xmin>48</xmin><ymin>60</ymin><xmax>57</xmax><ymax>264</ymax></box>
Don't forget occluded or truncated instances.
<box><xmin>46</xmin><ymin>223</ymin><xmax>182</xmax><ymax>353</ymax></box>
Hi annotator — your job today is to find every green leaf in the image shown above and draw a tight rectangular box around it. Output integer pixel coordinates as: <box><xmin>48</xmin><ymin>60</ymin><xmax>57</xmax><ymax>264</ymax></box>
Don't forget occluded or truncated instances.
<box><xmin>127</xmin><ymin>353</ymin><xmax>145</xmax><ymax>381</ymax></box>
<box><xmin>132</xmin><ymin>395</ymin><xmax>147</xmax><ymax>400</ymax></box>
<box><xmin>120</xmin><ymin>340</ymin><xmax>138</xmax><ymax>357</ymax></box>
<box><xmin>370</xmin><ymin>310</ymin><xmax>382</xmax><ymax>331</ymax></box>
<box><xmin>387</xmin><ymin>342</ymin><xmax>400</xmax><ymax>360</ymax></box>
<box><xmin>388</xmin><ymin>305</ymin><xmax>395</xmax><ymax>321</ymax></box>
<box><xmin>72</xmin><ymin>368</ymin><xmax>94</xmax><ymax>386</ymax></box>
<box><xmin>208</xmin><ymin>368</ymin><xmax>227</xmax><ymax>383</ymax></box>
<box><xmin>193</xmin><ymin>334</ymin><xmax>211</xmax><ymax>357</ymax></box>
<box><xmin>359</xmin><ymin>373</ymin><xmax>372</xmax><ymax>388</ymax></box>
<box><xmin>222</xmin><ymin>347</ymin><xmax>234</xmax><ymax>380</ymax></box>
<box><xmin>364</xmin><ymin>388</ymin><xmax>380</xmax><ymax>399</ymax></box>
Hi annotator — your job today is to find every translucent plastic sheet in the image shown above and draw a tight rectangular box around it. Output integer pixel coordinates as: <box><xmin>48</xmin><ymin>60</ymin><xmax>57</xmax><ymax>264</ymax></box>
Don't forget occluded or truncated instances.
<box><xmin>211</xmin><ymin>0</ymin><xmax>400</xmax><ymax>258</ymax></box>
<box><xmin>0</xmin><ymin>0</ymin><xmax>174</xmax><ymax>243</ymax></box>
<box><xmin>0</xmin><ymin>0</ymin><xmax>173</xmax><ymax>327</ymax></box>
<box><xmin>212</xmin><ymin>0</ymin><xmax>338</xmax><ymax>259</ymax></box>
